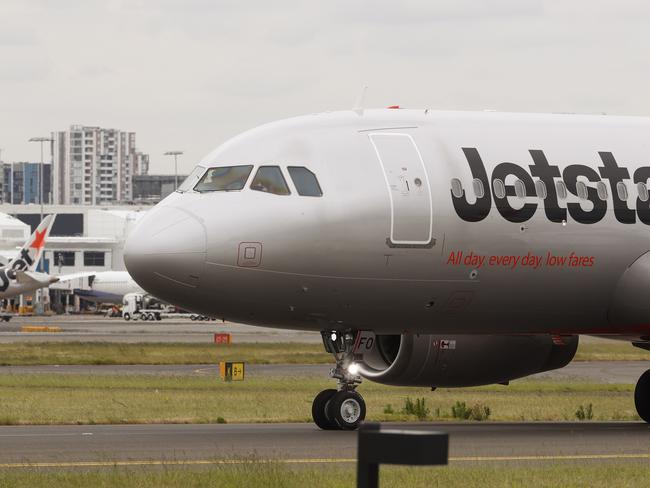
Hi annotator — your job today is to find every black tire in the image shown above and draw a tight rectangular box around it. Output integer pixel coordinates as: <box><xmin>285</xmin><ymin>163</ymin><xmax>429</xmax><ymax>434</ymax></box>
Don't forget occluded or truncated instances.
<box><xmin>635</xmin><ymin>370</ymin><xmax>650</xmax><ymax>422</ymax></box>
<box><xmin>155</xmin><ymin>313</ymin><xmax>162</xmax><ymax>321</ymax></box>
<box><xmin>147</xmin><ymin>313</ymin><xmax>155</xmax><ymax>321</ymax></box>
<box><xmin>312</xmin><ymin>389</ymin><xmax>338</xmax><ymax>430</ymax></box>
<box><xmin>326</xmin><ymin>390</ymin><xmax>366</xmax><ymax>430</ymax></box>
<box><xmin>123</xmin><ymin>313</ymin><xmax>131</xmax><ymax>321</ymax></box>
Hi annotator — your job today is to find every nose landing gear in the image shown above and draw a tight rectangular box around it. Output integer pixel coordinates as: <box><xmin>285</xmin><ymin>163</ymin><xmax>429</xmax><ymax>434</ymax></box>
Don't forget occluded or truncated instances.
<box><xmin>326</xmin><ymin>389</ymin><xmax>366</xmax><ymax>430</ymax></box>
<box><xmin>312</xmin><ymin>330</ymin><xmax>366</xmax><ymax>430</ymax></box>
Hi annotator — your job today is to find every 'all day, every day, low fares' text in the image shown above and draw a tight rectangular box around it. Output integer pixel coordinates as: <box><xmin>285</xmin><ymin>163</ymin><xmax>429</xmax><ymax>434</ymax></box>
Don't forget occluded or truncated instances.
<box><xmin>446</xmin><ymin>251</ymin><xmax>595</xmax><ymax>270</ymax></box>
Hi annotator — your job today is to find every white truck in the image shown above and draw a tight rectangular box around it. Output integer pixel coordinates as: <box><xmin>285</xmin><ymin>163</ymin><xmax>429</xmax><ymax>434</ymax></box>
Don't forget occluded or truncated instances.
<box><xmin>122</xmin><ymin>292</ymin><xmax>212</xmax><ymax>321</ymax></box>
<box><xmin>122</xmin><ymin>292</ymin><xmax>162</xmax><ymax>321</ymax></box>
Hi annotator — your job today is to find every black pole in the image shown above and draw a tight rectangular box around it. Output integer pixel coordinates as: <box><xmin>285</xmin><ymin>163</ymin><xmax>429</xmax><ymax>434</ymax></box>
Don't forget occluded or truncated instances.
<box><xmin>357</xmin><ymin>423</ymin><xmax>380</xmax><ymax>488</ymax></box>
<box><xmin>356</xmin><ymin>422</ymin><xmax>448</xmax><ymax>488</ymax></box>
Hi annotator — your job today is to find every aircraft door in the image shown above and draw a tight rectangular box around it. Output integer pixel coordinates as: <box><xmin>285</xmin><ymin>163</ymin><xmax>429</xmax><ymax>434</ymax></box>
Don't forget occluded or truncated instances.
<box><xmin>369</xmin><ymin>133</ymin><xmax>433</xmax><ymax>247</ymax></box>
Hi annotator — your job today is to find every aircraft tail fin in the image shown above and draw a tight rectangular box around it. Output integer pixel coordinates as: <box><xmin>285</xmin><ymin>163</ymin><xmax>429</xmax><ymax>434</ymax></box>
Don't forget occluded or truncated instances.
<box><xmin>353</xmin><ymin>85</ymin><xmax>368</xmax><ymax>116</ymax></box>
<box><xmin>15</xmin><ymin>215</ymin><xmax>56</xmax><ymax>272</ymax></box>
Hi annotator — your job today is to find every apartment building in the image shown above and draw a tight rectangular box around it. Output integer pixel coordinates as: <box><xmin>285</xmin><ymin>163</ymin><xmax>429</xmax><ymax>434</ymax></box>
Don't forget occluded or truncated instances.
<box><xmin>1</xmin><ymin>162</ymin><xmax>52</xmax><ymax>204</ymax></box>
<box><xmin>52</xmin><ymin>126</ymin><xmax>149</xmax><ymax>204</ymax></box>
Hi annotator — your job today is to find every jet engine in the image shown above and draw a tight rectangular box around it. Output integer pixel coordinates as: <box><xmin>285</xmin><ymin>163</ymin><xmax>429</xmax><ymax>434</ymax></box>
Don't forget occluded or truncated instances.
<box><xmin>354</xmin><ymin>333</ymin><xmax>578</xmax><ymax>387</ymax></box>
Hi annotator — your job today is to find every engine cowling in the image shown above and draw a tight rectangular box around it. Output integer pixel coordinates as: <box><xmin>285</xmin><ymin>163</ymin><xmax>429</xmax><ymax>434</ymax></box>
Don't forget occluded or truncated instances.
<box><xmin>355</xmin><ymin>333</ymin><xmax>578</xmax><ymax>387</ymax></box>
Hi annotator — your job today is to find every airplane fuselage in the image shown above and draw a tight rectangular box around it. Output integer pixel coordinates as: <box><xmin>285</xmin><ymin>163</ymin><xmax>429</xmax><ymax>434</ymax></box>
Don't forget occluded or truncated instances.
<box><xmin>125</xmin><ymin>109</ymin><xmax>650</xmax><ymax>337</ymax></box>
<box><xmin>75</xmin><ymin>271</ymin><xmax>144</xmax><ymax>304</ymax></box>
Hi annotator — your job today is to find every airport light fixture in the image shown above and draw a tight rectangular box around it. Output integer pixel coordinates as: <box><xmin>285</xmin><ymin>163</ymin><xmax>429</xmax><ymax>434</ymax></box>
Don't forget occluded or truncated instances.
<box><xmin>28</xmin><ymin>136</ymin><xmax>53</xmax><ymax>224</ymax></box>
<box><xmin>164</xmin><ymin>150</ymin><xmax>183</xmax><ymax>190</ymax></box>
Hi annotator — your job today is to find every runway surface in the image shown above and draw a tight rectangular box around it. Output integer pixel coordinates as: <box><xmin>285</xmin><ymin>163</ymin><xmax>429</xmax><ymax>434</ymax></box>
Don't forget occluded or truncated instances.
<box><xmin>0</xmin><ymin>315</ymin><xmax>321</xmax><ymax>343</ymax></box>
<box><xmin>1</xmin><ymin>361</ymin><xmax>647</xmax><ymax>383</ymax></box>
<box><xmin>1</xmin><ymin>422</ymin><xmax>649</xmax><ymax>467</ymax></box>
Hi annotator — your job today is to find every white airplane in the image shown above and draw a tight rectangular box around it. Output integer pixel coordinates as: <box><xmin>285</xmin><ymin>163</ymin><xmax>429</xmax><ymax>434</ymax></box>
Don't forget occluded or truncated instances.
<box><xmin>72</xmin><ymin>271</ymin><xmax>144</xmax><ymax>304</ymax></box>
<box><xmin>124</xmin><ymin>107</ymin><xmax>650</xmax><ymax>429</ymax></box>
<box><xmin>0</xmin><ymin>214</ymin><xmax>58</xmax><ymax>299</ymax></box>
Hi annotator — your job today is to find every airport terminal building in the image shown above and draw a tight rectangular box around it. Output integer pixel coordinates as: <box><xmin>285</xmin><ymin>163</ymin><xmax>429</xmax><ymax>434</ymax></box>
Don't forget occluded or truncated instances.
<box><xmin>0</xmin><ymin>204</ymin><xmax>151</xmax><ymax>311</ymax></box>
<box><xmin>0</xmin><ymin>203</ymin><xmax>149</xmax><ymax>273</ymax></box>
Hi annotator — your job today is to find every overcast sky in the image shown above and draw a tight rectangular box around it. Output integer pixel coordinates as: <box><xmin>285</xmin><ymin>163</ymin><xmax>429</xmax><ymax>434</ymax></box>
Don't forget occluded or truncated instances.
<box><xmin>1</xmin><ymin>0</ymin><xmax>650</xmax><ymax>174</ymax></box>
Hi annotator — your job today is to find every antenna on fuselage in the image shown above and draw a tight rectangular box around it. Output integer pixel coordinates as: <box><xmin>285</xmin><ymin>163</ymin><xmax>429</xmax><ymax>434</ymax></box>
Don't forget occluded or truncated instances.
<box><xmin>353</xmin><ymin>85</ymin><xmax>368</xmax><ymax>116</ymax></box>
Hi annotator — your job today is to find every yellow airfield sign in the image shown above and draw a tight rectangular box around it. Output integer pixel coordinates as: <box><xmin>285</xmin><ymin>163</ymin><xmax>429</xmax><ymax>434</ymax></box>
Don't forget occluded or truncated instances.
<box><xmin>220</xmin><ymin>361</ymin><xmax>245</xmax><ymax>381</ymax></box>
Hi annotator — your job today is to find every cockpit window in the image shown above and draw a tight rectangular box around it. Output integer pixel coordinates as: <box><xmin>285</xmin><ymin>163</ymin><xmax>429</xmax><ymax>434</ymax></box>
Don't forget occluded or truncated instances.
<box><xmin>194</xmin><ymin>165</ymin><xmax>253</xmax><ymax>192</ymax></box>
<box><xmin>250</xmin><ymin>166</ymin><xmax>290</xmax><ymax>195</ymax></box>
<box><xmin>287</xmin><ymin>166</ymin><xmax>323</xmax><ymax>197</ymax></box>
<box><xmin>177</xmin><ymin>165</ymin><xmax>206</xmax><ymax>192</ymax></box>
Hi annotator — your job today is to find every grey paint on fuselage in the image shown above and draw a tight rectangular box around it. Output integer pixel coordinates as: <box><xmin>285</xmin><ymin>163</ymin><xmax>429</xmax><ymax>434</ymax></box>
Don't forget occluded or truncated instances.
<box><xmin>124</xmin><ymin>109</ymin><xmax>650</xmax><ymax>337</ymax></box>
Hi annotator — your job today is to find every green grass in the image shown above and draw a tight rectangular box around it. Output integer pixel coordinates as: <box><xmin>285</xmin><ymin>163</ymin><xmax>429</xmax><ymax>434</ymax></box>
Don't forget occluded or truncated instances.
<box><xmin>1</xmin><ymin>462</ymin><xmax>649</xmax><ymax>488</ymax></box>
<box><xmin>0</xmin><ymin>374</ymin><xmax>639</xmax><ymax>425</ymax></box>
<box><xmin>0</xmin><ymin>337</ymin><xmax>645</xmax><ymax>367</ymax></box>
<box><xmin>0</xmin><ymin>342</ymin><xmax>330</xmax><ymax>366</ymax></box>
<box><xmin>575</xmin><ymin>339</ymin><xmax>650</xmax><ymax>361</ymax></box>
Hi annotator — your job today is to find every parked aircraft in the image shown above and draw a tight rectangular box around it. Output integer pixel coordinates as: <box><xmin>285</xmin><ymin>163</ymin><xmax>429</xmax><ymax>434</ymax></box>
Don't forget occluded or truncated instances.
<box><xmin>72</xmin><ymin>271</ymin><xmax>144</xmax><ymax>304</ymax></box>
<box><xmin>0</xmin><ymin>214</ymin><xmax>58</xmax><ymax>299</ymax></box>
<box><xmin>124</xmin><ymin>108</ymin><xmax>650</xmax><ymax>429</ymax></box>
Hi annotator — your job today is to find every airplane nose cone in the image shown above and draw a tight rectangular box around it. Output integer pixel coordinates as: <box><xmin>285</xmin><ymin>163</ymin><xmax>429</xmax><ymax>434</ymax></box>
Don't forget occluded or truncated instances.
<box><xmin>124</xmin><ymin>206</ymin><xmax>207</xmax><ymax>303</ymax></box>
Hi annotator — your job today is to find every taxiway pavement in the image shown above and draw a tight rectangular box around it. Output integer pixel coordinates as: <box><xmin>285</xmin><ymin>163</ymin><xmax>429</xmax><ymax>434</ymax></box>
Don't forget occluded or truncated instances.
<box><xmin>1</xmin><ymin>361</ymin><xmax>647</xmax><ymax>383</ymax></box>
<box><xmin>0</xmin><ymin>422</ymin><xmax>649</xmax><ymax>467</ymax></box>
<box><xmin>0</xmin><ymin>315</ymin><xmax>320</xmax><ymax>343</ymax></box>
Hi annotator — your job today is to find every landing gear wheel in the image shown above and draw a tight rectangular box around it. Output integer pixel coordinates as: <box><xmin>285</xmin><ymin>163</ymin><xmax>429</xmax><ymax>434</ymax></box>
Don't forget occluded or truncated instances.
<box><xmin>327</xmin><ymin>390</ymin><xmax>366</xmax><ymax>430</ymax></box>
<box><xmin>314</xmin><ymin>329</ymin><xmax>365</xmax><ymax>430</ymax></box>
<box><xmin>635</xmin><ymin>369</ymin><xmax>650</xmax><ymax>422</ymax></box>
<box><xmin>312</xmin><ymin>389</ymin><xmax>338</xmax><ymax>430</ymax></box>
